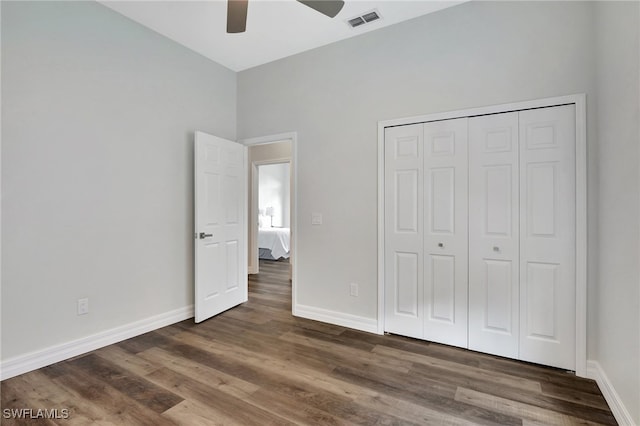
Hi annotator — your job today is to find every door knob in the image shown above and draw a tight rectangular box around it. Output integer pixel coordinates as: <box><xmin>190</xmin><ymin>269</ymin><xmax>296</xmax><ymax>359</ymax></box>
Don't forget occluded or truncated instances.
<box><xmin>199</xmin><ymin>232</ymin><xmax>213</xmax><ymax>239</ymax></box>
<box><xmin>438</xmin><ymin>242</ymin><xmax>444</xmax><ymax>248</ymax></box>
<box><xmin>493</xmin><ymin>246</ymin><xmax>500</xmax><ymax>252</ymax></box>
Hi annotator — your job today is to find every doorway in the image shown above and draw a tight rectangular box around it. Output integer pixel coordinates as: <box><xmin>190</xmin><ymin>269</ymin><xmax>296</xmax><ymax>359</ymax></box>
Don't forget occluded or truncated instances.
<box><xmin>243</xmin><ymin>133</ymin><xmax>297</xmax><ymax>311</ymax></box>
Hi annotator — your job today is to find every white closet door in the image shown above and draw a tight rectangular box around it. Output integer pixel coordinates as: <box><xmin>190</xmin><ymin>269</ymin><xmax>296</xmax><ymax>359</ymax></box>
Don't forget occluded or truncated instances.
<box><xmin>423</xmin><ymin>118</ymin><xmax>468</xmax><ymax>348</ymax></box>
<box><xmin>384</xmin><ymin>124</ymin><xmax>424</xmax><ymax>338</ymax></box>
<box><xmin>469</xmin><ymin>112</ymin><xmax>520</xmax><ymax>359</ymax></box>
<box><xmin>519</xmin><ymin>105</ymin><xmax>576</xmax><ymax>370</ymax></box>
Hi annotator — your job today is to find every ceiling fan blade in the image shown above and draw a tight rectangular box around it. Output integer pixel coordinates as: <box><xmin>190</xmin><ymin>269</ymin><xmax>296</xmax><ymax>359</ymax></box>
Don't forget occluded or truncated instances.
<box><xmin>297</xmin><ymin>0</ymin><xmax>345</xmax><ymax>18</ymax></box>
<box><xmin>227</xmin><ymin>0</ymin><xmax>248</xmax><ymax>33</ymax></box>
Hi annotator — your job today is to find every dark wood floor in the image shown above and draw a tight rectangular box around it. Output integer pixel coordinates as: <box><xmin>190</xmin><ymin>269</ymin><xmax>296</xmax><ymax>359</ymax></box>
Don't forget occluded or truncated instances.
<box><xmin>2</xmin><ymin>260</ymin><xmax>616</xmax><ymax>425</ymax></box>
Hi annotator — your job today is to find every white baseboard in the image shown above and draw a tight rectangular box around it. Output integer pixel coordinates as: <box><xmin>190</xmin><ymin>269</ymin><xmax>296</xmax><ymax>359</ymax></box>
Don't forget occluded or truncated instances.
<box><xmin>586</xmin><ymin>360</ymin><xmax>636</xmax><ymax>426</ymax></box>
<box><xmin>1</xmin><ymin>305</ymin><xmax>194</xmax><ymax>381</ymax></box>
<box><xmin>294</xmin><ymin>303</ymin><xmax>379</xmax><ymax>334</ymax></box>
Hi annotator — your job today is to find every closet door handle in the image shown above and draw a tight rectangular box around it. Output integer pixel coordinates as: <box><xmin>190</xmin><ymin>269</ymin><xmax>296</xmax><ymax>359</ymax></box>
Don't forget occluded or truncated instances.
<box><xmin>199</xmin><ymin>232</ymin><xmax>213</xmax><ymax>239</ymax></box>
<box><xmin>438</xmin><ymin>242</ymin><xmax>444</xmax><ymax>248</ymax></box>
<box><xmin>493</xmin><ymin>246</ymin><xmax>500</xmax><ymax>252</ymax></box>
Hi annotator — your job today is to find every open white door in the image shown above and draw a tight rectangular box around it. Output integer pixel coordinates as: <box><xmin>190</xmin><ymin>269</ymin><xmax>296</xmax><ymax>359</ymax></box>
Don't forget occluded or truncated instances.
<box><xmin>194</xmin><ymin>131</ymin><xmax>247</xmax><ymax>323</ymax></box>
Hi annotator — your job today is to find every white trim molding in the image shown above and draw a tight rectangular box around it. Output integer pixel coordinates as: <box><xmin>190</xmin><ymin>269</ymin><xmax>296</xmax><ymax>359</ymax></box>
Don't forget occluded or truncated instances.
<box><xmin>587</xmin><ymin>360</ymin><xmax>637</xmax><ymax>425</ymax></box>
<box><xmin>378</xmin><ymin>94</ymin><xmax>588</xmax><ymax>376</ymax></box>
<box><xmin>0</xmin><ymin>305</ymin><xmax>193</xmax><ymax>381</ymax></box>
<box><xmin>295</xmin><ymin>304</ymin><xmax>379</xmax><ymax>335</ymax></box>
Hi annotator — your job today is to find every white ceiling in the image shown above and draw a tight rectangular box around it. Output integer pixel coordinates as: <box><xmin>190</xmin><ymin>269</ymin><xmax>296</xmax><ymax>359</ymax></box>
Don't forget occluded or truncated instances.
<box><xmin>100</xmin><ymin>0</ymin><xmax>464</xmax><ymax>71</ymax></box>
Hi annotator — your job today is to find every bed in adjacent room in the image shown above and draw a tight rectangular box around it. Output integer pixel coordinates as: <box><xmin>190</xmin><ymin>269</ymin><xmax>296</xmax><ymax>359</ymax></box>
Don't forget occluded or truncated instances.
<box><xmin>258</xmin><ymin>223</ymin><xmax>290</xmax><ymax>260</ymax></box>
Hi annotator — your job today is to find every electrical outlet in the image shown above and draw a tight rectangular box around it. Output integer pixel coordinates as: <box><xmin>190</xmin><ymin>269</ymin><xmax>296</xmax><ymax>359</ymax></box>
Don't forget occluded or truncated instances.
<box><xmin>349</xmin><ymin>283</ymin><xmax>359</xmax><ymax>297</ymax></box>
<box><xmin>77</xmin><ymin>298</ymin><xmax>89</xmax><ymax>315</ymax></box>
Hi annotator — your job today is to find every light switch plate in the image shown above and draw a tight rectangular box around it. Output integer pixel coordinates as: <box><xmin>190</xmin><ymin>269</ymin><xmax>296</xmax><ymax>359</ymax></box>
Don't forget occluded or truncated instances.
<box><xmin>77</xmin><ymin>298</ymin><xmax>89</xmax><ymax>315</ymax></box>
<box><xmin>311</xmin><ymin>212</ymin><xmax>323</xmax><ymax>225</ymax></box>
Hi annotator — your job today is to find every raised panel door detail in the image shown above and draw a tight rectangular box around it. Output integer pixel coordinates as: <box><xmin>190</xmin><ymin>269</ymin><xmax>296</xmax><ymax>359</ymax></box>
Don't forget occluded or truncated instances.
<box><xmin>224</xmin><ymin>175</ymin><xmax>240</xmax><ymax>224</ymax></box>
<box><xmin>526</xmin><ymin>122</ymin><xmax>557</xmax><ymax>150</ymax></box>
<box><xmin>423</xmin><ymin>118</ymin><xmax>468</xmax><ymax>349</ymax></box>
<box><xmin>525</xmin><ymin>262</ymin><xmax>559</xmax><ymax>340</ymax></box>
<box><xmin>429</xmin><ymin>255</ymin><xmax>455</xmax><ymax>323</ymax></box>
<box><xmin>396</xmin><ymin>136</ymin><xmax>419</xmax><ymax>159</ymax></box>
<box><xmin>431</xmin><ymin>132</ymin><xmax>455</xmax><ymax>156</ymax></box>
<box><xmin>528</xmin><ymin>163</ymin><xmax>557</xmax><ymax>237</ymax></box>
<box><xmin>203</xmin><ymin>242</ymin><xmax>221</xmax><ymax>300</ymax></box>
<box><xmin>396</xmin><ymin>252</ymin><xmax>419</xmax><ymax>317</ymax></box>
<box><xmin>205</xmin><ymin>145</ymin><xmax>220</xmax><ymax>164</ymax></box>
<box><xmin>395</xmin><ymin>170</ymin><xmax>419</xmax><ymax>233</ymax></box>
<box><xmin>485</xmin><ymin>165</ymin><xmax>512</xmax><ymax>236</ymax></box>
<box><xmin>385</xmin><ymin>124</ymin><xmax>424</xmax><ymax>338</ymax></box>
<box><xmin>519</xmin><ymin>105</ymin><xmax>575</xmax><ymax>370</ymax></box>
<box><xmin>485</xmin><ymin>128</ymin><xmax>512</xmax><ymax>153</ymax></box>
<box><xmin>430</xmin><ymin>167</ymin><xmax>455</xmax><ymax>234</ymax></box>
<box><xmin>484</xmin><ymin>260</ymin><xmax>513</xmax><ymax>333</ymax></box>
<box><xmin>205</xmin><ymin>173</ymin><xmax>220</xmax><ymax>226</ymax></box>
<box><xmin>469</xmin><ymin>111</ymin><xmax>519</xmax><ymax>359</ymax></box>
<box><xmin>226</xmin><ymin>241</ymin><xmax>239</xmax><ymax>291</ymax></box>
<box><xmin>223</xmin><ymin>147</ymin><xmax>243</xmax><ymax>166</ymax></box>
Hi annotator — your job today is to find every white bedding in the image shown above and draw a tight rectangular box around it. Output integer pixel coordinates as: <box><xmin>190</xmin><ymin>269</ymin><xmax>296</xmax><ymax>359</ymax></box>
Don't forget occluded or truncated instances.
<box><xmin>258</xmin><ymin>227</ymin><xmax>290</xmax><ymax>260</ymax></box>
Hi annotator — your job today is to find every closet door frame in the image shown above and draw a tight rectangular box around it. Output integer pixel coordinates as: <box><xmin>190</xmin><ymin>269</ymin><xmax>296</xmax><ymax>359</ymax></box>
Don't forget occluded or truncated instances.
<box><xmin>377</xmin><ymin>94</ymin><xmax>587</xmax><ymax>377</ymax></box>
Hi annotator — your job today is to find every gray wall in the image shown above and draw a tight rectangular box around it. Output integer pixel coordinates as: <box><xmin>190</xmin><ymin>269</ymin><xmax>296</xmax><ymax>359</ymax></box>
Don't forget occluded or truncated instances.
<box><xmin>238</xmin><ymin>0</ymin><xmax>597</xmax><ymax>321</ymax></box>
<box><xmin>1</xmin><ymin>1</ymin><xmax>236</xmax><ymax>359</ymax></box>
<box><xmin>594</xmin><ymin>2</ymin><xmax>640</xmax><ymax>423</ymax></box>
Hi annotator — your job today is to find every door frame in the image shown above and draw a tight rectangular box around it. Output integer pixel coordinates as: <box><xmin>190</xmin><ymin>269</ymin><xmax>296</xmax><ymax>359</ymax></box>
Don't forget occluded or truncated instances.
<box><xmin>241</xmin><ymin>132</ymin><xmax>298</xmax><ymax>315</ymax></box>
<box><xmin>377</xmin><ymin>94</ymin><xmax>587</xmax><ymax>377</ymax></box>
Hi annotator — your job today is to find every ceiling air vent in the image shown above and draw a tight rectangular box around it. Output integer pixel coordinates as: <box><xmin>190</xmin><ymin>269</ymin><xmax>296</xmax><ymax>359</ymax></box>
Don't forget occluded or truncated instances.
<box><xmin>347</xmin><ymin>9</ymin><xmax>381</xmax><ymax>29</ymax></box>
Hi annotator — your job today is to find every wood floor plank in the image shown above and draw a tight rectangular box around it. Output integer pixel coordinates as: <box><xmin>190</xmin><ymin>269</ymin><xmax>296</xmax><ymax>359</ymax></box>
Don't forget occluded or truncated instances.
<box><xmin>161</xmin><ymin>399</ymin><xmax>243</xmax><ymax>426</ymax></box>
<box><xmin>138</xmin><ymin>346</ymin><xmax>260</xmax><ymax>399</ymax></box>
<box><xmin>246</xmin><ymin>388</ymin><xmax>353</xmax><ymax>425</ymax></box>
<box><xmin>116</xmin><ymin>330</ymin><xmax>175</xmax><ymax>355</ymax></box>
<box><xmin>66</xmin><ymin>353</ymin><xmax>183</xmax><ymax>414</ymax></box>
<box><xmin>0</xmin><ymin>259</ymin><xmax>616</xmax><ymax>425</ymax></box>
<box><xmin>330</xmin><ymin>365</ymin><xmax>521</xmax><ymax>426</ymax></box>
<box><xmin>278</xmin><ymin>331</ymin><xmax>414</xmax><ymax>373</ymax></box>
<box><xmin>161</xmin><ymin>329</ymin><xmax>378</xmax><ymax>402</ymax></box>
<box><xmin>150</xmin><ymin>332</ymin><xmax>424</xmax><ymax>425</ymax></box>
<box><xmin>455</xmin><ymin>387</ymin><xmax>610</xmax><ymax>426</ymax></box>
<box><xmin>40</xmin><ymin>363</ymin><xmax>178</xmax><ymax>425</ymax></box>
<box><xmin>372</xmin><ymin>344</ymin><xmax>543</xmax><ymax>393</ymax></box>
<box><xmin>410</xmin><ymin>362</ymin><xmax>616</xmax><ymax>425</ymax></box>
<box><xmin>540</xmin><ymin>381</ymin><xmax>611</xmax><ymax>410</ymax></box>
<box><xmin>1</xmin><ymin>372</ymin><xmax>92</xmax><ymax>426</ymax></box>
<box><xmin>169</xmin><ymin>321</ymin><xmax>337</xmax><ymax>375</ymax></box>
<box><xmin>145</xmin><ymin>367</ymin><xmax>295</xmax><ymax>426</ymax></box>
<box><xmin>351</xmin><ymin>392</ymin><xmax>481</xmax><ymax>426</ymax></box>
<box><xmin>94</xmin><ymin>344</ymin><xmax>161</xmax><ymax>376</ymax></box>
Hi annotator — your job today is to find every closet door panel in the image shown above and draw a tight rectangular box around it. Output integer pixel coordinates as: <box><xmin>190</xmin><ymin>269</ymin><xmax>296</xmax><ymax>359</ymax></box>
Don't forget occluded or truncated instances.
<box><xmin>484</xmin><ymin>259</ymin><xmax>514</xmax><ymax>332</ymax></box>
<box><xmin>423</xmin><ymin>118</ymin><xmax>468</xmax><ymax>348</ymax></box>
<box><xmin>469</xmin><ymin>112</ymin><xmax>520</xmax><ymax>359</ymax></box>
<box><xmin>519</xmin><ymin>105</ymin><xmax>576</xmax><ymax>370</ymax></box>
<box><xmin>384</xmin><ymin>124</ymin><xmax>424</xmax><ymax>338</ymax></box>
